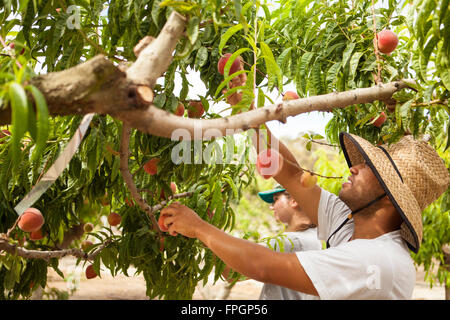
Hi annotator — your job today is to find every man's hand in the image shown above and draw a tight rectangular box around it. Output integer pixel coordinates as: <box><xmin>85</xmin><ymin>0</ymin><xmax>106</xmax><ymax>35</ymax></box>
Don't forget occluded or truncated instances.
<box><xmin>159</xmin><ymin>202</ymin><xmax>207</xmax><ymax>238</ymax></box>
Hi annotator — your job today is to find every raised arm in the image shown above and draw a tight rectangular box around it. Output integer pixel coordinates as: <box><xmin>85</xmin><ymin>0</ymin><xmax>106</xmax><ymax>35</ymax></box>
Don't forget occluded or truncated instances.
<box><xmin>224</xmin><ymin>59</ymin><xmax>321</xmax><ymax>227</ymax></box>
<box><xmin>160</xmin><ymin>203</ymin><xmax>319</xmax><ymax>296</ymax></box>
<box><xmin>262</xmin><ymin>126</ymin><xmax>322</xmax><ymax>226</ymax></box>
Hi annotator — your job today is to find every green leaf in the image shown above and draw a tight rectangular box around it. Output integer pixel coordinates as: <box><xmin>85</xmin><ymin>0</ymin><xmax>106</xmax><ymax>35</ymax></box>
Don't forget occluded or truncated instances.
<box><xmin>219</xmin><ymin>24</ymin><xmax>244</xmax><ymax>55</ymax></box>
<box><xmin>8</xmin><ymin>82</ymin><xmax>29</xmax><ymax>167</ymax></box>
<box><xmin>257</xmin><ymin>88</ymin><xmax>265</xmax><ymax>108</ymax></box>
<box><xmin>276</xmin><ymin>47</ymin><xmax>293</xmax><ymax>70</ymax></box>
<box><xmin>233</xmin><ymin>0</ymin><xmax>242</xmax><ymax>18</ymax></box>
<box><xmin>260</xmin><ymin>42</ymin><xmax>283</xmax><ymax>91</ymax></box>
<box><xmin>342</xmin><ymin>42</ymin><xmax>356</xmax><ymax>69</ymax></box>
<box><xmin>187</xmin><ymin>16</ymin><xmax>199</xmax><ymax>45</ymax></box>
<box><xmin>224</xmin><ymin>47</ymin><xmax>251</xmax><ymax>77</ymax></box>
<box><xmin>26</xmin><ymin>85</ymin><xmax>50</xmax><ymax>162</ymax></box>
<box><xmin>159</xmin><ymin>0</ymin><xmax>197</xmax><ymax>12</ymax></box>
<box><xmin>214</xmin><ymin>70</ymin><xmax>247</xmax><ymax>98</ymax></box>
<box><xmin>326</xmin><ymin>62</ymin><xmax>342</xmax><ymax>90</ymax></box>
<box><xmin>195</xmin><ymin>46</ymin><xmax>208</xmax><ymax>69</ymax></box>
<box><xmin>306</xmin><ymin>141</ymin><xmax>312</xmax><ymax>151</ymax></box>
<box><xmin>349</xmin><ymin>51</ymin><xmax>364</xmax><ymax>82</ymax></box>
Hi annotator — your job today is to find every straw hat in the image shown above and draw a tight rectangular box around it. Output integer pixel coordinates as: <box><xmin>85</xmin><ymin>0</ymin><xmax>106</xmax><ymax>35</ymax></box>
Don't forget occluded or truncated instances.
<box><xmin>339</xmin><ymin>132</ymin><xmax>450</xmax><ymax>253</ymax></box>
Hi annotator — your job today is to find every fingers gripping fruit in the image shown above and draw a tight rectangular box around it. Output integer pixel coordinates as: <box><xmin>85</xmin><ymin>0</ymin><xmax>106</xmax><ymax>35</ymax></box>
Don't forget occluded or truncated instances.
<box><xmin>158</xmin><ymin>214</ymin><xmax>169</xmax><ymax>232</ymax></box>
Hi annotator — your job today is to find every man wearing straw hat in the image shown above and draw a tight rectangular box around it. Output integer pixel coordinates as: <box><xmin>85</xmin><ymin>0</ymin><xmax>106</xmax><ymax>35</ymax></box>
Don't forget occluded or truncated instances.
<box><xmin>161</xmin><ymin>132</ymin><xmax>449</xmax><ymax>299</ymax></box>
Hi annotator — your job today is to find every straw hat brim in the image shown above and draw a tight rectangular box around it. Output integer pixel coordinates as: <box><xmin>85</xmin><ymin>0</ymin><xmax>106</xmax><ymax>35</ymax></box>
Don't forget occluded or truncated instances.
<box><xmin>339</xmin><ymin>132</ymin><xmax>422</xmax><ymax>252</ymax></box>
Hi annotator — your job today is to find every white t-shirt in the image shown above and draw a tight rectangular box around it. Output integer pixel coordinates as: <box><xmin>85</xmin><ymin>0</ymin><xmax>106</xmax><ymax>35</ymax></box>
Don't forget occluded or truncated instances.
<box><xmin>259</xmin><ymin>229</ymin><xmax>322</xmax><ymax>300</ymax></box>
<box><xmin>295</xmin><ymin>189</ymin><xmax>416</xmax><ymax>300</ymax></box>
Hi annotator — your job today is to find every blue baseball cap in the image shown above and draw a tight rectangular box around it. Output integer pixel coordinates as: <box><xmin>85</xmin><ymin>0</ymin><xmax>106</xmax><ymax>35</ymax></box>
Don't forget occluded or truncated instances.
<box><xmin>258</xmin><ymin>184</ymin><xmax>286</xmax><ymax>204</ymax></box>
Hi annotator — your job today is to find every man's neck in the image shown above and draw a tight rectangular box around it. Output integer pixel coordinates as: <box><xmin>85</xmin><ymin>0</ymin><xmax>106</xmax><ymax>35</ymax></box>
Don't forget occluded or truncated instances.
<box><xmin>349</xmin><ymin>207</ymin><xmax>401</xmax><ymax>241</ymax></box>
<box><xmin>288</xmin><ymin>214</ymin><xmax>315</xmax><ymax>232</ymax></box>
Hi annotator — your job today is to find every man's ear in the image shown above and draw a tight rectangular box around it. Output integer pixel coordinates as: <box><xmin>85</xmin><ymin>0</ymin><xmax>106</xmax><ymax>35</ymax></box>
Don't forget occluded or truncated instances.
<box><xmin>289</xmin><ymin>197</ymin><xmax>300</xmax><ymax>209</ymax></box>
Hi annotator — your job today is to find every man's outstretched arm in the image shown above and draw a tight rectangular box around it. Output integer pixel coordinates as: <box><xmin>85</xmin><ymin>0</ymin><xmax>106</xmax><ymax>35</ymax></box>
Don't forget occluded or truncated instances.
<box><xmin>161</xmin><ymin>203</ymin><xmax>319</xmax><ymax>296</ymax></box>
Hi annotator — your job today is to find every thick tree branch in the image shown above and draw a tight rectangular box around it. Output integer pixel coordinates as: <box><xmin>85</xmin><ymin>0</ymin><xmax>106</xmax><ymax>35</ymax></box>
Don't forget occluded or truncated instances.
<box><xmin>126</xmin><ymin>11</ymin><xmax>187</xmax><ymax>86</ymax></box>
<box><xmin>119</xmin><ymin>124</ymin><xmax>161</xmax><ymax>233</ymax></box>
<box><xmin>114</xmin><ymin>80</ymin><xmax>415</xmax><ymax>140</ymax></box>
<box><xmin>0</xmin><ymin>11</ymin><xmax>187</xmax><ymax>126</ymax></box>
<box><xmin>0</xmin><ymin>237</ymin><xmax>111</xmax><ymax>262</ymax></box>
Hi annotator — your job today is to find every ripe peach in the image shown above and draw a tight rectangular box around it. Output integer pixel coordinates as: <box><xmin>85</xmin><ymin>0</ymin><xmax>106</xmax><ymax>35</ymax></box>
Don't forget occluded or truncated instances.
<box><xmin>81</xmin><ymin>240</ymin><xmax>93</xmax><ymax>251</ymax></box>
<box><xmin>107</xmin><ymin>212</ymin><xmax>122</xmax><ymax>226</ymax></box>
<box><xmin>30</xmin><ymin>229</ymin><xmax>45</xmax><ymax>241</ymax></box>
<box><xmin>256</xmin><ymin>149</ymin><xmax>284</xmax><ymax>179</ymax></box>
<box><xmin>143</xmin><ymin>158</ymin><xmax>160</xmax><ymax>175</ymax></box>
<box><xmin>300</xmin><ymin>171</ymin><xmax>317</xmax><ymax>188</ymax></box>
<box><xmin>174</xmin><ymin>102</ymin><xmax>185</xmax><ymax>117</ymax></box>
<box><xmin>85</xmin><ymin>264</ymin><xmax>98</xmax><ymax>279</ymax></box>
<box><xmin>83</xmin><ymin>223</ymin><xmax>94</xmax><ymax>233</ymax></box>
<box><xmin>377</xmin><ymin>30</ymin><xmax>398</xmax><ymax>54</ymax></box>
<box><xmin>371</xmin><ymin>112</ymin><xmax>386</xmax><ymax>127</ymax></box>
<box><xmin>18</xmin><ymin>208</ymin><xmax>44</xmax><ymax>232</ymax></box>
<box><xmin>282</xmin><ymin>91</ymin><xmax>300</xmax><ymax>101</ymax></box>
<box><xmin>217</xmin><ymin>53</ymin><xmax>241</xmax><ymax>75</ymax></box>
<box><xmin>187</xmin><ymin>101</ymin><xmax>205</xmax><ymax>118</ymax></box>
<box><xmin>100</xmin><ymin>194</ymin><xmax>110</xmax><ymax>206</ymax></box>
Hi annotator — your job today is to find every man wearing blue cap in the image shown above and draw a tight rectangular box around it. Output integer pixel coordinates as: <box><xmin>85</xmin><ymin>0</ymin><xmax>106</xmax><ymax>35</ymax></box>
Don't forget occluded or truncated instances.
<box><xmin>257</xmin><ymin>184</ymin><xmax>321</xmax><ymax>300</ymax></box>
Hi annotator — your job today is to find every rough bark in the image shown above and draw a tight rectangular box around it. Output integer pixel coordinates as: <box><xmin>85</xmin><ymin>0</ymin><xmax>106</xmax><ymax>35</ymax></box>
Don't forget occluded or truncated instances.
<box><xmin>114</xmin><ymin>80</ymin><xmax>414</xmax><ymax>140</ymax></box>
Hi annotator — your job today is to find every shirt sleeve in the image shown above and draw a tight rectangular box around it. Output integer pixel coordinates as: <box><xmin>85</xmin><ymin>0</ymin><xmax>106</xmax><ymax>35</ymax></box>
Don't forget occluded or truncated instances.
<box><xmin>296</xmin><ymin>241</ymin><xmax>393</xmax><ymax>300</ymax></box>
<box><xmin>267</xmin><ymin>234</ymin><xmax>303</xmax><ymax>253</ymax></box>
<box><xmin>317</xmin><ymin>189</ymin><xmax>352</xmax><ymax>241</ymax></box>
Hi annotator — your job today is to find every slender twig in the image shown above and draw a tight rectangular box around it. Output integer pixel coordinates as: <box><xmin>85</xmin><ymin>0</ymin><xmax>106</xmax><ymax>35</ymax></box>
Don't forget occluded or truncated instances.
<box><xmin>303</xmin><ymin>138</ymin><xmax>339</xmax><ymax>148</ymax></box>
<box><xmin>0</xmin><ymin>237</ymin><xmax>112</xmax><ymax>262</ymax></box>
<box><xmin>263</xmin><ymin>135</ymin><xmax>343</xmax><ymax>179</ymax></box>
<box><xmin>119</xmin><ymin>124</ymin><xmax>162</xmax><ymax>234</ymax></box>
<box><xmin>371</xmin><ymin>0</ymin><xmax>382</xmax><ymax>84</ymax></box>
<box><xmin>412</xmin><ymin>99</ymin><xmax>448</xmax><ymax>107</ymax></box>
<box><xmin>148</xmin><ymin>191</ymin><xmax>194</xmax><ymax>214</ymax></box>
<box><xmin>0</xmin><ymin>35</ymin><xmax>23</xmax><ymax>69</ymax></box>
<box><xmin>6</xmin><ymin>216</ymin><xmax>21</xmax><ymax>238</ymax></box>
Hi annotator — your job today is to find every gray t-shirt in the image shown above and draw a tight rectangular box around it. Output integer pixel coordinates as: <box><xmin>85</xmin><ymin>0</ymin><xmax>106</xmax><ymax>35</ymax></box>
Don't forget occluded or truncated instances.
<box><xmin>296</xmin><ymin>189</ymin><xmax>415</xmax><ymax>299</ymax></box>
<box><xmin>259</xmin><ymin>228</ymin><xmax>322</xmax><ymax>300</ymax></box>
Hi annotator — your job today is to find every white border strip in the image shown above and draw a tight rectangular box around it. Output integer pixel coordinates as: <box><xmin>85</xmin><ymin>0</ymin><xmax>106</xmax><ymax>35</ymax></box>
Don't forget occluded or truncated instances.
<box><xmin>14</xmin><ymin>113</ymin><xmax>95</xmax><ymax>215</ymax></box>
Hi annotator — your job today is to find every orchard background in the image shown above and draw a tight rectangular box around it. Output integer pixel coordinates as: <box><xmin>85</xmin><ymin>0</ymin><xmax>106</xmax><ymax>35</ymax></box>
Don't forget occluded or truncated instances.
<box><xmin>0</xmin><ymin>0</ymin><xmax>449</xmax><ymax>300</ymax></box>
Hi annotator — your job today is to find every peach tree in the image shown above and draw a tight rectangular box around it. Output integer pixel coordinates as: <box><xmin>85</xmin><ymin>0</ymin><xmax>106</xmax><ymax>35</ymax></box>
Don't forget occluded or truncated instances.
<box><xmin>0</xmin><ymin>0</ymin><xmax>448</xmax><ymax>299</ymax></box>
